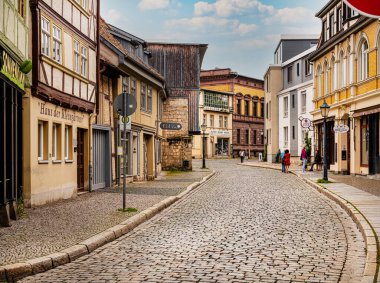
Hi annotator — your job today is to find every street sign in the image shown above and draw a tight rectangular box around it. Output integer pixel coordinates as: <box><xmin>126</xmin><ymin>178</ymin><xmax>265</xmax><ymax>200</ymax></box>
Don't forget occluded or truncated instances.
<box><xmin>300</xmin><ymin>118</ymin><xmax>312</xmax><ymax>129</ymax></box>
<box><xmin>343</xmin><ymin>0</ymin><xmax>380</xmax><ymax>18</ymax></box>
<box><xmin>113</xmin><ymin>92</ymin><xmax>137</xmax><ymax>117</ymax></box>
<box><xmin>160</xmin><ymin>122</ymin><xmax>182</xmax><ymax>130</ymax></box>
<box><xmin>119</xmin><ymin>116</ymin><xmax>131</xmax><ymax>131</ymax></box>
<box><xmin>334</xmin><ymin>124</ymin><xmax>349</xmax><ymax>133</ymax></box>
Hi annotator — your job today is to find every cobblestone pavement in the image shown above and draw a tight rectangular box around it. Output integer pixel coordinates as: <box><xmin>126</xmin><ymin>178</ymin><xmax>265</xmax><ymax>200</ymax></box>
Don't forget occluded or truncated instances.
<box><xmin>21</xmin><ymin>160</ymin><xmax>366</xmax><ymax>283</ymax></box>
<box><xmin>0</xmin><ymin>167</ymin><xmax>209</xmax><ymax>266</ymax></box>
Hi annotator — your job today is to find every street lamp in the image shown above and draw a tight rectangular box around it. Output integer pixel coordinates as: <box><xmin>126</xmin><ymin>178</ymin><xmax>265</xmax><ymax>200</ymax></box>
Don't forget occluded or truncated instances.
<box><xmin>320</xmin><ymin>100</ymin><xmax>330</xmax><ymax>181</ymax></box>
<box><xmin>201</xmin><ymin>123</ymin><xmax>207</xmax><ymax>169</ymax></box>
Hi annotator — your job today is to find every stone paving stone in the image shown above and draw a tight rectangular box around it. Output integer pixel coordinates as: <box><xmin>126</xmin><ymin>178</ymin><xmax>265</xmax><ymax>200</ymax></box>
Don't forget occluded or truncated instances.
<box><xmin>20</xmin><ymin>160</ymin><xmax>366</xmax><ymax>282</ymax></box>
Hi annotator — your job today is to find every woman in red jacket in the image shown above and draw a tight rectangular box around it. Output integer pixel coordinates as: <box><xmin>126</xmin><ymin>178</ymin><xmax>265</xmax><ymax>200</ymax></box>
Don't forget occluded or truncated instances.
<box><xmin>284</xmin><ymin>149</ymin><xmax>291</xmax><ymax>173</ymax></box>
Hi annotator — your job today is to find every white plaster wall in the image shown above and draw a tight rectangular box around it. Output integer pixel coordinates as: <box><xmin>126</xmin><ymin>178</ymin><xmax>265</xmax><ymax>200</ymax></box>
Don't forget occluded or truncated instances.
<box><xmin>297</xmin><ymin>84</ymin><xmax>314</xmax><ymax>155</ymax></box>
<box><xmin>88</xmin><ymin>48</ymin><xmax>96</xmax><ymax>82</ymax></box>
<box><xmin>278</xmin><ymin>93</ymin><xmax>290</xmax><ymax>152</ymax></box>
<box><xmin>73</xmin><ymin>78</ymin><xmax>80</xmax><ymax>97</ymax></box>
<box><xmin>62</xmin><ymin>0</ymin><xmax>72</xmax><ymax>22</ymax></box>
<box><xmin>72</xmin><ymin>6</ymin><xmax>81</xmax><ymax>31</ymax></box>
<box><xmin>81</xmin><ymin>81</ymin><xmax>87</xmax><ymax>100</ymax></box>
<box><xmin>64</xmin><ymin>74</ymin><xmax>73</xmax><ymax>94</ymax></box>
<box><xmin>52</xmin><ymin>68</ymin><xmax>63</xmax><ymax>91</ymax></box>
<box><xmin>52</xmin><ymin>0</ymin><xmax>63</xmax><ymax>16</ymax></box>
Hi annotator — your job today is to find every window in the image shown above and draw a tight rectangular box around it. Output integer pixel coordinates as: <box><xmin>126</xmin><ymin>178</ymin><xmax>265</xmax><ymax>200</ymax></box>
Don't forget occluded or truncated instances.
<box><xmin>81</xmin><ymin>46</ymin><xmax>87</xmax><ymax>77</ymax></box>
<box><xmin>317</xmin><ymin>66</ymin><xmax>322</xmax><ymax>97</ymax></box>
<box><xmin>131</xmin><ymin>78</ymin><xmax>136</xmax><ymax>96</ymax></box>
<box><xmin>140</xmin><ymin>82</ymin><xmax>147</xmax><ymax>111</ymax></box>
<box><xmin>261</xmin><ymin>131</ymin><xmax>264</xmax><ymax>145</ymax></box>
<box><xmin>210</xmin><ymin>115</ymin><xmax>214</xmax><ymax>127</ymax></box>
<box><xmin>38</xmin><ymin>121</ymin><xmax>48</xmax><ymax>161</ymax></box>
<box><xmin>41</xmin><ymin>17</ymin><xmax>50</xmax><ymax>56</ymax></box>
<box><xmin>237</xmin><ymin>129</ymin><xmax>240</xmax><ymax>145</ymax></box>
<box><xmin>331</xmin><ymin>57</ymin><xmax>335</xmax><ymax>91</ymax></box>
<box><xmin>147</xmin><ymin>86</ymin><xmax>152</xmax><ymax>112</ymax></box>
<box><xmin>268</xmin><ymin>101</ymin><xmax>271</xmax><ymax>119</ymax></box>
<box><xmin>64</xmin><ymin>126</ymin><xmax>73</xmax><ymax>160</ymax></box>
<box><xmin>292</xmin><ymin>126</ymin><xmax>295</xmax><ymax>140</ymax></box>
<box><xmin>347</xmin><ymin>47</ymin><xmax>351</xmax><ymax>85</ymax></box>
<box><xmin>245</xmin><ymin>130</ymin><xmax>249</xmax><ymax>145</ymax></box>
<box><xmin>52</xmin><ymin>124</ymin><xmax>62</xmax><ymax>160</ymax></box>
<box><xmin>323</xmin><ymin>20</ymin><xmax>327</xmax><ymax>42</ymax></box>
<box><xmin>305</xmin><ymin>60</ymin><xmax>311</xmax><ymax>76</ymax></box>
<box><xmin>301</xmin><ymin>91</ymin><xmax>306</xmax><ymax>114</ymax></box>
<box><xmin>283</xmin><ymin>97</ymin><xmax>288</xmax><ymax>118</ymax></box>
<box><xmin>82</xmin><ymin>0</ymin><xmax>87</xmax><ymax>10</ymax></box>
<box><xmin>204</xmin><ymin>92</ymin><xmax>229</xmax><ymax>111</ymax></box>
<box><xmin>287</xmin><ymin>66</ymin><xmax>293</xmax><ymax>83</ymax></box>
<box><xmin>324</xmin><ymin>63</ymin><xmax>329</xmax><ymax>96</ymax></box>
<box><xmin>52</xmin><ymin>26</ymin><xmax>62</xmax><ymax>63</ymax></box>
<box><xmin>203</xmin><ymin>114</ymin><xmax>207</xmax><ymax>125</ymax></box>
<box><xmin>158</xmin><ymin>98</ymin><xmax>163</xmax><ymax>120</ymax></box>
<box><xmin>337</xmin><ymin>7</ymin><xmax>342</xmax><ymax>32</ymax></box>
<box><xmin>74</xmin><ymin>40</ymin><xmax>80</xmax><ymax>73</ymax></box>
<box><xmin>260</xmin><ymin>102</ymin><xmax>264</xmax><ymax>118</ymax></box>
<box><xmin>266</xmin><ymin>103</ymin><xmax>269</xmax><ymax>119</ymax></box>
<box><xmin>18</xmin><ymin>0</ymin><xmax>26</xmax><ymax>18</ymax></box>
<box><xmin>219</xmin><ymin>116</ymin><xmax>223</xmax><ymax>128</ymax></box>
<box><xmin>253</xmin><ymin>102</ymin><xmax>257</xmax><ymax>117</ymax></box>
<box><xmin>291</xmin><ymin>95</ymin><xmax>295</xmax><ymax>109</ymax></box>
<box><xmin>284</xmin><ymin>127</ymin><xmax>289</xmax><ymax>147</ymax></box>
<box><xmin>329</xmin><ymin>13</ymin><xmax>334</xmax><ymax>38</ymax></box>
<box><xmin>339</xmin><ymin>51</ymin><xmax>345</xmax><ymax>88</ymax></box>
<box><xmin>122</xmin><ymin>76</ymin><xmax>129</xmax><ymax>93</ymax></box>
<box><xmin>245</xmin><ymin>100</ymin><xmax>249</xmax><ymax>116</ymax></box>
<box><xmin>253</xmin><ymin>130</ymin><xmax>257</xmax><ymax>145</ymax></box>
<box><xmin>296</xmin><ymin>63</ymin><xmax>300</xmax><ymax>77</ymax></box>
<box><xmin>236</xmin><ymin>99</ymin><xmax>241</xmax><ymax>115</ymax></box>
<box><xmin>224</xmin><ymin>116</ymin><xmax>228</xmax><ymax>128</ymax></box>
<box><xmin>359</xmin><ymin>40</ymin><xmax>369</xmax><ymax>81</ymax></box>
<box><xmin>361</xmin><ymin>117</ymin><xmax>369</xmax><ymax>166</ymax></box>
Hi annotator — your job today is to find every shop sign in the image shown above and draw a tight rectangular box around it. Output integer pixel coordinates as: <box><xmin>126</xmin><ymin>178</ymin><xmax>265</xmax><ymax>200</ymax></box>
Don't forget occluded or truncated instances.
<box><xmin>160</xmin><ymin>122</ymin><xmax>182</xmax><ymax>130</ymax></box>
<box><xmin>0</xmin><ymin>50</ymin><xmax>25</xmax><ymax>90</ymax></box>
<box><xmin>343</xmin><ymin>0</ymin><xmax>380</xmax><ymax>18</ymax></box>
<box><xmin>299</xmin><ymin>116</ymin><xmax>314</xmax><ymax>131</ymax></box>
<box><xmin>38</xmin><ymin>102</ymin><xmax>85</xmax><ymax>123</ymax></box>
<box><xmin>334</xmin><ymin>124</ymin><xmax>349</xmax><ymax>133</ymax></box>
<box><xmin>209</xmin><ymin>130</ymin><xmax>230</xmax><ymax>137</ymax></box>
<box><xmin>119</xmin><ymin>116</ymin><xmax>131</xmax><ymax>131</ymax></box>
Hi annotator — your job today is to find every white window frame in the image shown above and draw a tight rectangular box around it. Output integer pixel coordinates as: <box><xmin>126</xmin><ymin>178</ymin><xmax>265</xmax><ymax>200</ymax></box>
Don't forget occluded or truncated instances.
<box><xmin>317</xmin><ymin>66</ymin><xmax>322</xmax><ymax>98</ymax></box>
<box><xmin>224</xmin><ymin>116</ymin><xmax>228</xmax><ymax>128</ymax></box>
<box><xmin>52</xmin><ymin>25</ymin><xmax>62</xmax><ymax>63</ymax></box>
<box><xmin>74</xmin><ymin>40</ymin><xmax>80</xmax><ymax>73</ymax></box>
<box><xmin>81</xmin><ymin>46</ymin><xmax>87</xmax><ymax>77</ymax></box>
<box><xmin>38</xmin><ymin>122</ymin><xmax>44</xmax><ymax>161</ymax></box>
<box><xmin>283</xmin><ymin>97</ymin><xmax>288</xmax><ymax>118</ymax></box>
<box><xmin>41</xmin><ymin>17</ymin><xmax>50</xmax><ymax>56</ymax></box>
<box><xmin>147</xmin><ymin>86</ymin><xmax>152</xmax><ymax>113</ymax></box>
<box><xmin>359</xmin><ymin>40</ymin><xmax>369</xmax><ymax>81</ymax></box>
<box><xmin>64</xmin><ymin>126</ymin><xmax>69</xmax><ymax>160</ymax></box>
<box><xmin>324</xmin><ymin>64</ymin><xmax>329</xmax><ymax>96</ymax></box>
<box><xmin>219</xmin><ymin>115</ymin><xmax>223</xmax><ymax>128</ymax></box>
<box><xmin>301</xmin><ymin>91</ymin><xmax>306</xmax><ymax>114</ymax></box>
<box><xmin>52</xmin><ymin>124</ymin><xmax>57</xmax><ymax>160</ymax></box>
<box><xmin>284</xmin><ymin>127</ymin><xmax>289</xmax><ymax>148</ymax></box>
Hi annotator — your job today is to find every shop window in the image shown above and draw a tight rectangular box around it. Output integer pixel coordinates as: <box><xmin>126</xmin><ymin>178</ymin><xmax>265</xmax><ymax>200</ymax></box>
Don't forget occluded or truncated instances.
<box><xmin>65</xmin><ymin>125</ymin><xmax>73</xmax><ymax>160</ymax></box>
<box><xmin>52</xmin><ymin>123</ymin><xmax>62</xmax><ymax>161</ymax></box>
<box><xmin>41</xmin><ymin>17</ymin><xmax>50</xmax><ymax>56</ymax></box>
<box><xmin>359</xmin><ymin>40</ymin><xmax>369</xmax><ymax>81</ymax></box>
<box><xmin>81</xmin><ymin>46</ymin><xmax>87</xmax><ymax>77</ymax></box>
<box><xmin>74</xmin><ymin>40</ymin><xmax>80</xmax><ymax>73</ymax></box>
<box><xmin>140</xmin><ymin>82</ymin><xmax>147</xmax><ymax>111</ymax></box>
<box><xmin>361</xmin><ymin>117</ymin><xmax>369</xmax><ymax>166</ymax></box>
<box><xmin>147</xmin><ymin>86</ymin><xmax>152</xmax><ymax>113</ymax></box>
<box><xmin>52</xmin><ymin>26</ymin><xmax>62</xmax><ymax>63</ymax></box>
<box><xmin>38</xmin><ymin>121</ymin><xmax>48</xmax><ymax>161</ymax></box>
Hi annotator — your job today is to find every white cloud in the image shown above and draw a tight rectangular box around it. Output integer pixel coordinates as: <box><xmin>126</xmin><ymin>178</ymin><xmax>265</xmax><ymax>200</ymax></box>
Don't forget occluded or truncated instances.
<box><xmin>235</xmin><ymin>23</ymin><xmax>257</xmax><ymax>35</ymax></box>
<box><xmin>165</xmin><ymin>16</ymin><xmax>238</xmax><ymax>31</ymax></box>
<box><xmin>138</xmin><ymin>0</ymin><xmax>170</xmax><ymax>11</ymax></box>
<box><xmin>264</xmin><ymin>7</ymin><xmax>315</xmax><ymax>25</ymax></box>
<box><xmin>194</xmin><ymin>1</ymin><xmax>214</xmax><ymax>16</ymax></box>
<box><xmin>105</xmin><ymin>9</ymin><xmax>122</xmax><ymax>22</ymax></box>
<box><xmin>236</xmin><ymin>38</ymin><xmax>269</xmax><ymax>49</ymax></box>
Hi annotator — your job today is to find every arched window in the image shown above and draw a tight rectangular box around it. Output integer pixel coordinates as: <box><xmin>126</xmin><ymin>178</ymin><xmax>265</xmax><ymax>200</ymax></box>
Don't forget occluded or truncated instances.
<box><xmin>339</xmin><ymin>51</ymin><xmax>345</xmax><ymax>88</ymax></box>
<box><xmin>324</xmin><ymin>62</ymin><xmax>329</xmax><ymax>96</ymax></box>
<box><xmin>346</xmin><ymin>46</ymin><xmax>351</xmax><ymax>85</ymax></box>
<box><xmin>331</xmin><ymin>57</ymin><xmax>335</xmax><ymax>91</ymax></box>
<box><xmin>359</xmin><ymin>40</ymin><xmax>369</xmax><ymax>81</ymax></box>
<box><xmin>317</xmin><ymin>66</ymin><xmax>322</xmax><ymax>97</ymax></box>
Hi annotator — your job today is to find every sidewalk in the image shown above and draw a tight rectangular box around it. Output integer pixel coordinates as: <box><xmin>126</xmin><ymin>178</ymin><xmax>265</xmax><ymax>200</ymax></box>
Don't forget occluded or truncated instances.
<box><xmin>244</xmin><ymin>160</ymin><xmax>380</xmax><ymax>282</ymax></box>
<box><xmin>0</xmin><ymin>164</ymin><xmax>210</xmax><ymax>266</ymax></box>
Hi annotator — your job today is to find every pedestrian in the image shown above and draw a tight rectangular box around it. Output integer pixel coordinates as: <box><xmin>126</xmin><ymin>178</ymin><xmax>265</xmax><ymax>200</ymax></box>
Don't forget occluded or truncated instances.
<box><xmin>309</xmin><ymin>149</ymin><xmax>322</xmax><ymax>171</ymax></box>
<box><xmin>301</xmin><ymin>146</ymin><xmax>308</xmax><ymax>173</ymax></box>
<box><xmin>239</xmin><ymin>150</ymin><xmax>245</xmax><ymax>163</ymax></box>
<box><xmin>284</xmin><ymin>149</ymin><xmax>291</xmax><ymax>173</ymax></box>
<box><xmin>281</xmin><ymin>150</ymin><xmax>285</xmax><ymax>173</ymax></box>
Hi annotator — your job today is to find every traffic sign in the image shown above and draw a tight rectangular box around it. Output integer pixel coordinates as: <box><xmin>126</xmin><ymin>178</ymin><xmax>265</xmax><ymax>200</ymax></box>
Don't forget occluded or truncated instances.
<box><xmin>160</xmin><ymin>122</ymin><xmax>182</xmax><ymax>130</ymax></box>
<box><xmin>113</xmin><ymin>92</ymin><xmax>137</xmax><ymax>117</ymax></box>
<box><xmin>343</xmin><ymin>0</ymin><xmax>380</xmax><ymax>18</ymax></box>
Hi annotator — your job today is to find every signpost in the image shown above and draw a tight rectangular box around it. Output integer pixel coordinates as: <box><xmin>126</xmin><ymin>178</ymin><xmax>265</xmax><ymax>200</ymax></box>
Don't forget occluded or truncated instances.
<box><xmin>160</xmin><ymin>122</ymin><xmax>182</xmax><ymax>130</ymax></box>
<box><xmin>343</xmin><ymin>0</ymin><xmax>380</xmax><ymax>18</ymax></box>
<box><xmin>113</xmin><ymin>91</ymin><xmax>137</xmax><ymax>211</ymax></box>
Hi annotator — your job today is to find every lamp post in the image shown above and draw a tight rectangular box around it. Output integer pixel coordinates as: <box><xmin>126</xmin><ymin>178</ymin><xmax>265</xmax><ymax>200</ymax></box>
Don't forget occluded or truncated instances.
<box><xmin>320</xmin><ymin>100</ymin><xmax>330</xmax><ymax>181</ymax></box>
<box><xmin>201</xmin><ymin>123</ymin><xmax>207</xmax><ymax>169</ymax></box>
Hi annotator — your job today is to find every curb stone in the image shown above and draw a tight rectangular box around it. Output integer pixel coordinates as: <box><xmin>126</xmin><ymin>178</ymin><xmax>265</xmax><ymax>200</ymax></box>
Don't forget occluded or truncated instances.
<box><xmin>2</xmin><ymin>169</ymin><xmax>215</xmax><ymax>282</ymax></box>
<box><xmin>241</xmin><ymin>163</ymin><xmax>379</xmax><ymax>283</ymax></box>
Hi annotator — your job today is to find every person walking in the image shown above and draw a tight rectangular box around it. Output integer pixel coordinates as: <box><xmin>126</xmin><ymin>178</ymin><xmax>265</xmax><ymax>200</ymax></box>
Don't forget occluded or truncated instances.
<box><xmin>301</xmin><ymin>146</ymin><xmax>308</xmax><ymax>173</ymax></box>
<box><xmin>284</xmin><ymin>149</ymin><xmax>291</xmax><ymax>173</ymax></box>
<box><xmin>239</xmin><ymin>150</ymin><xmax>245</xmax><ymax>163</ymax></box>
<box><xmin>281</xmin><ymin>150</ymin><xmax>285</xmax><ymax>173</ymax></box>
<box><xmin>309</xmin><ymin>149</ymin><xmax>322</xmax><ymax>171</ymax></box>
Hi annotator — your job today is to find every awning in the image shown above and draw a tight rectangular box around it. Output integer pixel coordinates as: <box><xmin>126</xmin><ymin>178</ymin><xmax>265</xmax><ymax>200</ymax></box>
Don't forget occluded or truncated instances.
<box><xmin>312</xmin><ymin>116</ymin><xmax>335</xmax><ymax>125</ymax></box>
<box><xmin>352</xmin><ymin>106</ymin><xmax>380</xmax><ymax>118</ymax></box>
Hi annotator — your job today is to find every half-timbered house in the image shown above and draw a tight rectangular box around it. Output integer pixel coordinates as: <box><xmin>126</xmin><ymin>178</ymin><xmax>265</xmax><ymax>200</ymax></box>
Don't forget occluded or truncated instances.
<box><xmin>25</xmin><ymin>0</ymin><xmax>99</xmax><ymax>207</ymax></box>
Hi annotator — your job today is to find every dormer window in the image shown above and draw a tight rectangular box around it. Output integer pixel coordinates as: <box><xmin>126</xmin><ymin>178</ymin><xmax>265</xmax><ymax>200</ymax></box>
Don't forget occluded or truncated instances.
<box><xmin>329</xmin><ymin>13</ymin><xmax>334</xmax><ymax>38</ymax></box>
<box><xmin>336</xmin><ymin>7</ymin><xmax>342</xmax><ymax>32</ymax></box>
<box><xmin>323</xmin><ymin>20</ymin><xmax>328</xmax><ymax>42</ymax></box>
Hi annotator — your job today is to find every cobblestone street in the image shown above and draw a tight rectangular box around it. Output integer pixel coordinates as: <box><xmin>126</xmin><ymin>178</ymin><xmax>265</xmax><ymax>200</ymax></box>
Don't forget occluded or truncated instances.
<box><xmin>21</xmin><ymin>160</ymin><xmax>366</xmax><ymax>282</ymax></box>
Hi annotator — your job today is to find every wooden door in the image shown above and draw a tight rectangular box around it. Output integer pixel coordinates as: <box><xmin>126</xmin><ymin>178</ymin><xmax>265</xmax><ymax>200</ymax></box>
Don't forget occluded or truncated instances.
<box><xmin>77</xmin><ymin>129</ymin><xmax>85</xmax><ymax>191</ymax></box>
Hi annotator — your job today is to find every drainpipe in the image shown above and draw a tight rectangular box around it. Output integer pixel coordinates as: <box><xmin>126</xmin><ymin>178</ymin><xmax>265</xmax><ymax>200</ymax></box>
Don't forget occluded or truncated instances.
<box><xmin>89</xmin><ymin>113</ymin><xmax>97</xmax><ymax>192</ymax></box>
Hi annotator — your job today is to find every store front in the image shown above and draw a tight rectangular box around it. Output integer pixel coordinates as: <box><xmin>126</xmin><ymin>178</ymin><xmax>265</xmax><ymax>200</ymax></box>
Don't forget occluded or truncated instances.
<box><xmin>315</xmin><ymin>119</ymin><xmax>335</xmax><ymax>170</ymax></box>
<box><xmin>216</xmin><ymin>138</ymin><xmax>229</xmax><ymax>156</ymax></box>
<box><xmin>209</xmin><ymin>130</ymin><xmax>231</xmax><ymax>158</ymax></box>
<box><xmin>0</xmin><ymin>48</ymin><xmax>26</xmax><ymax>226</ymax></box>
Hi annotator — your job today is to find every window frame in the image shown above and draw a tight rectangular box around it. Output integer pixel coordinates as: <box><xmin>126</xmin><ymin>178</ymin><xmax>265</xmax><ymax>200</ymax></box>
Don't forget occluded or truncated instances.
<box><xmin>287</xmin><ymin>66</ymin><xmax>293</xmax><ymax>83</ymax></box>
<box><xmin>52</xmin><ymin>25</ymin><xmax>62</xmax><ymax>63</ymax></box>
<box><xmin>284</xmin><ymin>127</ymin><xmax>289</xmax><ymax>148</ymax></box>
<box><xmin>147</xmin><ymin>86</ymin><xmax>152</xmax><ymax>113</ymax></box>
<box><xmin>74</xmin><ymin>40</ymin><xmax>80</xmax><ymax>74</ymax></box>
<box><xmin>140</xmin><ymin>82</ymin><xmax>147</xmax><ymax>111</ymax></box>
<box><xmin>359</xmin><ymin>40</ymin><xmax>369</xmax><ymax>81</ymax></box>
<box><xmin>18</xmin><ymin>0</ymin><xmax>26</xmax><ymax>18</ymax></box>
<box><xmin>301</xmin><ymin>91</ymin><xmax>306</xmax><ymax>114</ymax></box>
<box><xmin>283</xmin><ymin>96</ymin><xmax>289</xmax><ymax>118</ymax></box>
<box><xmin>81</xmin><ymin>46</ymin><xmax>88</xmax><ymax>77</ymax></box>
<box><xmin>41</xmin><ymin>17</ymin><xmax>51</xmax><ymax>57</ymax></box>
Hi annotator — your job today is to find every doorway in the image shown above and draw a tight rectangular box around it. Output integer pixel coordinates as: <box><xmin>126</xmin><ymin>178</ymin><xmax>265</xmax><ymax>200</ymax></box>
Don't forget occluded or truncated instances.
<box><xmin>77</xmin><ymin>128</ymin><xmax>85</xmax><ymax>191</ymax></box>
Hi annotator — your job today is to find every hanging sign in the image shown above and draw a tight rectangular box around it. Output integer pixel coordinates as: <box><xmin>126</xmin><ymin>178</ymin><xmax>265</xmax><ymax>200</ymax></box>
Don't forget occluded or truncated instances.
<box><xmin>299</xmin><ymin>116</ymin><xmax>314</xmax><ymax>131</ymax></box>
<box><xmin>343</xmin><ymin>0</ymin><xmax>380</xmax><ymax>18</ymax></box>
<box><xmin>334</xmin><ymin>124</ymin><xmax>349</xmax><ymax>133</ymax></box>
<box><xmin>160</xmin><ymin>122</ymin><xmax>182</xmax><ymax>130</ymax></box>
<box><xmin>0</xmin><ymin>49</ymin><xmax>25</xmax><ymax>90</ymax></box>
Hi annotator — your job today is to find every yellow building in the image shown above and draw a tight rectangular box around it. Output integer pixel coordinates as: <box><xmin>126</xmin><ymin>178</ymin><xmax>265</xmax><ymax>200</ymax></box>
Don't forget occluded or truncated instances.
<box><xmin>310</xmin><ymin>0</ymin><xmax>380</xmax><ymax>176</ymax></box>
<box><xmin>200</xmin><ymin>69</ymin><xmax>265</xmax><ymax>158</ymax></box>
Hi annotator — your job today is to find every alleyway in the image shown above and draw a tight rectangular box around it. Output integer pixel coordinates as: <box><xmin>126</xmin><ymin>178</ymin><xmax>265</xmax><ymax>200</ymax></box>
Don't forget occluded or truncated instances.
<box><xmin>21</xmin><ymin>160</ymin><xmax>366</xmax><ymax>282</ymax></box>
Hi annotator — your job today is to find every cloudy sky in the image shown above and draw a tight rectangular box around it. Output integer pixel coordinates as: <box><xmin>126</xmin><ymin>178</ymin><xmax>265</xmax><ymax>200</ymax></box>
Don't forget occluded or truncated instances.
<box><xmin>101</xmin><ymin>0</ymin><xmax>326</xmax><ymax>79</ymax></box>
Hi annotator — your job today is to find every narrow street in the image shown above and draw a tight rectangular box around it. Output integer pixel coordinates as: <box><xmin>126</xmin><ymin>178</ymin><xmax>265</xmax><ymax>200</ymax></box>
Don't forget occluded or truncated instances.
<box><xmin>21</xmin><ymin>160</ymin><xmax>365</xmax><ymax>283</ymax></box>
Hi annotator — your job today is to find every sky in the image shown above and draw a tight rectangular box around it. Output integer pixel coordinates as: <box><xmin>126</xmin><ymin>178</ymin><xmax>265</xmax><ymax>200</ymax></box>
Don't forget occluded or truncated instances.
<box><xmin>101</xmin><ymin>0</ymin><xmax>327</xmax><ymax>79</ymax></box>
